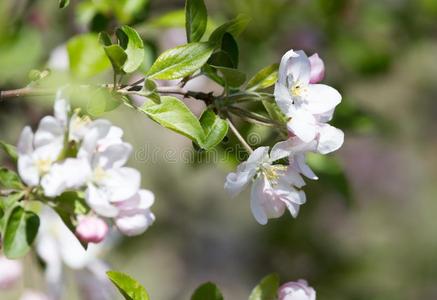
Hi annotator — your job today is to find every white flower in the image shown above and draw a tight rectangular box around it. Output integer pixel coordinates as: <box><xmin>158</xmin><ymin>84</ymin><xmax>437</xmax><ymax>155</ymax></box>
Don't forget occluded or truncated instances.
<box><xmin>115</xmin><ymin>189</ymin><xmax>156</xmax><ymax>236</ymax></box>
<box><xmin>225</xmin><ymin>146</ymin><xmax>306</xmax><ymax>225</ymax></box>
<box><xmin>274</xmin><ymin>49</ymin><xmax>343</xmax><ymax>149</ymax></box>
<box><xmin>0</xmin><ymin>256</ymin><xmax>22</xmax><ymax>289</ymax></box>
<box><xmin>278</xmin><ymin>280</ymin><xmax>316</xmax><ymax>300</ymax></box>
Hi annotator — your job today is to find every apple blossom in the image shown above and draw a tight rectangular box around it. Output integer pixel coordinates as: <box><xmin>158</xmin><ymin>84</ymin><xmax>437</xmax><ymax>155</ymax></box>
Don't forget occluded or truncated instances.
<box><xmin>0</xmin><ymin>256</ymin><xmax>22</xmax><ymax>289</ymax></box>
<box><xmin>225</xmin><ymin>146</ymin><xmax>306</xmax><ymax>225</ymax></box>
<box><xmin>308</xmin><ymin>53</ymin><xmax>325</xmax><ymax>84</ymax></box>
<box><xmin>75</xmin><ymin>215</ymin><xmax>109</xmax><ymax>244</ymax></box>
<box><xmin>278</xmin><ymin>280</ymin><xmax>316</xmax><ymax>300</ymax></box>
<box><xmin>274</xmin><ymin>49</ymin><xmax>343</xmax><ymax>147</ymax></box>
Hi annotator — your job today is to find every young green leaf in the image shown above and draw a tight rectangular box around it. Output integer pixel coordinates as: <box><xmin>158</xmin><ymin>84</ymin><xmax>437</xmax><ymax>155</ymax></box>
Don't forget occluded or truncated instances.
<box><xmin>249</xmin><ymin>274</ymin><xmax>280</xmax><ymax>300</ymax></box>
<box><xmin>0</xmin><ymin>192</ymin><xmax>25</xmax><ymax>232</ymax></box>
<box><xmin>213</xmin><ymin>66</ymin><xmax>246</xmax><ymax>88</ymax></box>
<box><xmin>185</xmin><ymin>0</ymin><xmax>208</xmax><ymax>42</ymax></box>
<box><xmin>104</xmin><ymin>44</ymin><xmax>128</xmax><ymax>74</ymax></box>
<box><xmin>98</xmin><ymin>32</ymin><xmax>113</xmax><ymax>46</ymax></box>
<box><xmin>0</xmin><ymin>141</ymin><xmax>18</xmax><ymax>163</ymax></box>
<box><xmin>147</xmin><ymin>42</ymin><xmax>214</xmax><ymax>80</ymax></box>
<box><xmin>262</xmin><ymin>99</ymin><xmax>288</xmax><ymax>124</ymax></box>
<box><xmin>3</xmin><ymin>206</ymin><xmax>40</xmax><ymax>259</ymax></box>
<box><xmin>247</xmin><ymin>63</ymin><xmax>279</xmax><ymax>91</ymax></box>
<box><xmin>0</xmin><ymin>168</ymin><xmax>23</xmax><ymax>190</ymax></box>
<box><xmin>200</xmin><ymin>109</ymin><xmax>229</xmax><ymax>149</ymax></box>
<box><xmin>86</xmin><ymin>88</ymin><xmax>122</xmax><ymax>116</ymax></box>
<box><xmin>59</xmin><ymin>0</ymin><xmax>70</xmax><ymax>9</ymax></box>
<box><xmin>221</xmin><ymin>33</ymin><xmax>239</xmax><ymax>68</ymax></box>
<box><xmin>67</xmin><ymin>33</ymin><xmax>111</xmax><ymax>79</ymax></box>
<box><xmin>116</xmin><ymin>25</ymin><xmax>145</xmax><ymax>73</ymax></box>
<box><xmin>191</xmin><ymin>282</ymin><xmax>224</xmax><ymax>300</ymax></box>
<box><xmin>209</xmin><ymin>14</ymin><xmax>251</xmax><ymax>46</ymax></box>
<box><xmin>107</xmin><ymin>271</ymin><xmax>150</xmax><ymax>300</ymax></box>
<box><xmin>139</xmin><ymin>96</ymin><xmax>205</xmax><ymax>144</ymax></box>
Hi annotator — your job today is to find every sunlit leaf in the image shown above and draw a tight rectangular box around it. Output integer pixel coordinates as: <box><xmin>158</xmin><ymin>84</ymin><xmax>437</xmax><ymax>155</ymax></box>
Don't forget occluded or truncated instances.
<box><xmin>0</xmin><ymin>141</ymin><xmax>18</xmax><ymax>163</ymax></box>
<box><xmin>200</xmin><ymin>109</ymin><xmax>228</xmax><ymax>149</ymax></box>
<box><xmin>249</xmin><ymin>274</ymin><xmax>280</xmax><ymax>300</ymax></box>
<box><xmin>107</xmin><ymin>271</ymin><xmax>150</xmax><ymax>300</ymax></box>
<box><xmin>116</xmin><ymin>25</ymin><xmax>145</xmax><ymax>73</ymax></box>
<box><xmin>0</xmin><ymin>168</ymin><xmax>23</xmax><ymax>190</ymax></box>
<box><xmin>185</xmin><ymin>0</ymin><xmax>208</xmax><ymax>42</ymax></box>
<box><xmin>247</xmin><ymin>63</ymin><xmax>278</xmax><ymax>91</ymax></box>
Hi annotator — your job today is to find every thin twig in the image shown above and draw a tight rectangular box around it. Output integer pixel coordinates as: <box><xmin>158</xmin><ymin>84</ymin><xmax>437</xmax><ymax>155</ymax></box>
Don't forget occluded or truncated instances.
<box><xmin>226</xmin><ymin>117</ymin><xmax>253</xmax><ymax>154</ymax></box>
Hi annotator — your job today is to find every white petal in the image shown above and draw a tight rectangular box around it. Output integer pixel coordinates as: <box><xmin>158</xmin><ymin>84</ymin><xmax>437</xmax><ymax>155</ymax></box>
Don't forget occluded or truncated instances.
<box><xmin>287</xmin><ymin>110</ymin><xmax>317</xmax><ymax>142</ymax></box>
<box><xmin>34</xmin><ymin>116</ymin><xmax>64</xmax><ymax>148</ymax></box>
<box><xmin>78</xmin><ymin>120</ymin><xmax>112</xmax><ymax>159</ymax></box>
<box><xmin>305</xmin><ymin>84</ymin><xmax>341</xmax><ymax>114</ymax></box>
<box><xmin>102</xmin><ymin>168</ymin><xmax>141</xmax><ymax>202</ymax></box>
<box><xmin>116</xmin><ymin>190</ymin><xmax>155</xmax><ymax>215</ymax></box>
<box><xmin>250</xmin><ymin>176</ymin><xmax>268</xmax><ymax>225</ymax></box>
<box><xmin>315</xmin><ymin>108</ymin><xmax>334</xmax><ymax>123</ymax></box>
<box><xmin>18</xmin><ymin>156</ymin><xmax>39</xmax><ymax>186</ymax></box>
<box><xmin>41</xmin><ymin>158</ymin><xmax>91</xmax><ymax>197</ymax></box>
<box><xmin>247</xmin><ymin>146</ymin><xmax>270</xmax><ymax>166</ymax></box>
<box><xmin>280</xmin><ymin>166</ymin><xmax>306</xmax><ymax>188</ymax></box>
<box><xmin>54</xmin><ymin>95</ymin><xmax>70</xmax><ymax>126</ymax></box>
<box><xmin>287</xmin><ymin>50</ymin><xmax>311</xmax><ymax>85</ymax></box>
<box><xmin>278</xmin><ymin>49</ymin><xmax>299</xmax><ymax>85</ymax></box>
<box><xmin>270</xmin><ymin>140</ymin><xmax>295</xmax><ymax>161</ymax></box>
<box><xmin>281</xmin><ymin>191</ymin><xmax>306</xmax><ymax>218</ymax></box>
<box><xmin>96</xmin><ymin>126</ymin><xmax>124</xmax><ymax>151</ymax></box>
<box><xmin>17</xmin><ymin>126</ymin><xmax>34</xmax><ymax>155</ymax></box>
<box><xmin>115</xmin><ymin>211</ymin><xmax>155</xmax><ymax>236</ymax></box>
<box><xmin>224</xmin><ymin>169</ymin><xmax>251</xmax><ymax>198</ymax></box>
<box><xmin>274</xmin><ymin>82</ymin><xmax>292</xmax><ymax>115</ymax></box>
<box><xmin>317</xmin><ymin>124</ymin><xmax>344</xmax><ymax>154</ymax></box>
<box><xmin>85</xmin><ymin>184</ymin><xmax>119</xmax><ymax>218</ymax></box>
<box><xmin>94</xmin><ymin>143</ymin><xmax>132</xmax><ymax>169</ymax></box>
<box><xmin>293</xmin><ymin>153</ymin><xmax>318</xmax><ymax>180</ymax></box>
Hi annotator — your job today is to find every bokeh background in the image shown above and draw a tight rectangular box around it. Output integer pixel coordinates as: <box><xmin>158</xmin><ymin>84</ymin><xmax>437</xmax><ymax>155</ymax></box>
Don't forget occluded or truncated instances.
<box><xmin>1</xmin><ymin>0</ymin><xmax>437</xmax><ymax>299</ymax></box>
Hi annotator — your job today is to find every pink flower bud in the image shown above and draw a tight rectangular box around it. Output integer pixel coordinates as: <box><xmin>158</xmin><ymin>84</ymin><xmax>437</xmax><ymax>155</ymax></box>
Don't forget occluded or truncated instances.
<box><xmin>19</xmin><ymin>290</ymin><xmax>50</xmax><ymax>300</ymax></box>
<box><xmin>75</xmin><ymin>215</ymin><xmax>109</xmax><ymax>244</ymax></box>
<box><xmin>309</xmin><ymin>53</ymin><xmax>325</xmax><ymax>84</ymax></box>
<box><xmin>0</xmin><ymin>256</ymin><xmax>22</xmax><ymax>289</ymax></box>
<box><xmin>278</xmin><ymin>280</ymin><xmax>316</xmax><ymax>300</ymax></box>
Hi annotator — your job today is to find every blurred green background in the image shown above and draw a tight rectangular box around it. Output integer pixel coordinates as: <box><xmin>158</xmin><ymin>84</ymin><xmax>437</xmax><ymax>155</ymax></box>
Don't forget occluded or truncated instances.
<box><xmin>1</xmin><ymin>0</ymin><xmax>437</xmax><ymax>299</ymax></box>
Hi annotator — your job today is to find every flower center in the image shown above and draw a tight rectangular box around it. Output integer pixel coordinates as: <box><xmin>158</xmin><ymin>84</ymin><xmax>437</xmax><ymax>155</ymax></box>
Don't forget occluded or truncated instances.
<box><xmin>261</xmin><ymin>164</ymin><xmax>287</xmax><ymax>186</ymax></box>
<box><xmin>290</xmin><ymin>83</ymin><xmax>307</xmax><ymax>98</ymax></box>
<box><xmin>36</xmin><ymin>158</ymin><xmax>52</xmax><ymax>174</ymax></box>
<box><xmin>71</xmin><ymin>114</ymin><xmax>91</xmax><ymax>132</ymax></box>
<box><xmin>93</xmin><ymin>166</ymin><xmax>107</xmax><ymax>182</ymax></box>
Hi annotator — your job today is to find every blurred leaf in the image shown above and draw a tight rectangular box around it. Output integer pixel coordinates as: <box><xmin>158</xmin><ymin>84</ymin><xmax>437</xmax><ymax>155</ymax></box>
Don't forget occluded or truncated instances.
<box><xmin>0</xmin><ymin>141</ymin><xmax>18</xmax><ymax>163</ymax></box>
<box><xmin>59</xmin><ymin>0</ymin><xmax>70</xmax><ymax>8</ymax></box>
<box><xmin>185</xmin><ymin>0</ymin><xmax>208</xmax><ymax>42</ymax></box>
<box><xmin>0</xmin><ymin>192</ymin><xmax>25</xmax><ymax>232</ymax></box>
<box><xmin>3</xmin><ymin>206</ymin><xmax>40</xmax><ymax>259</ymax></box>
<box><xmin>213</xmin><ymin>66</ymin><xmax>246</xmax><ymax>87</ymax></box>
<box><xmin>99</xmin><ymin>32</ymin><xmax>113</xmax><ymax>46</ymax></box>
<box><xmin>116</xmin><ymin>25</ymin><xmax>145</xmax><ymax>73</ymax></box>
<box><xmin>201</xmin><ymin>64</ymin><xmax>225</xmax><ymax>86</ymax></box>
<box><xmin>67</xmin><ymin>33</ymin><xmax>111</xmax><ymax>79</ymax></box>
<box><xmin>209</xmin><ymin>14</ymin><xmax>251</xmax><ymax>45</ymax></box>
<box><xmin>104</xmin><ymin>44</ymin><xmax>128</xmax><ymax>74</ymax></box>
<box><xmin>86</xmin><ymin>88</ymin><xmax>122</xmax><ymax>116</ymax></box>
<box><xmin>139</xmin><ymin>96</ymin><xmax>206</xmax><ymax>147</ymax></box>
<box><xmin>200</xmin><ymin>109</ymin><xmax>229</xmax><ymax>149</ymax></box>
<box><xmin>221</xmin><ymin>33</ymin><xmax>239</xmax><ymax>68</ymax></box>
<box><xmin>148</xmin><ymin>9</ymin><xmax>186</xmax><ymax>28</ymax></box>
<box><xmin>208</xmin><ymin>51</ymin><xmax>234</xmax><ymax>68</ymax></box>
<box><xmin>191</xmin><ymin>282</ymin><xmax>224</xmax><ymax>300</ymax></box>
<box><xmin>247</xmin><ymin>64</ymin><xmax>278</xmax><ymax>91</ymax></box>
<box><xmin>113</xmin><ymin>0</ymin><xmax>149</xmax><ymax>24</ymax></box>
<box><xmin>147</xmin><ymin>42</ymin><xmax>214</xmax><ymax>80</ymax></box>
<box><xmin>107</xmin><ymin>271</ymin><xmax>150</xmax><ymax>300</ymax></box>
<box><xmin>0</xmin><ymin>168</ymin><xmax>23</xmax><ymax>190</ymax></box>
<box><xmin>249</xmin><ymin>273</ymin><xmax>280</xmax><ymax>300</ymax></box>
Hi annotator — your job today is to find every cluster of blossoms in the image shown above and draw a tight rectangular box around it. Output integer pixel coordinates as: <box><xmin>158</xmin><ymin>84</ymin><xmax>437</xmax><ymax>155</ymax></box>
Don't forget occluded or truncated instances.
<box><xmin>17</xmin><ymin>92</ymin><xmax>155</xmax><ymax>242</ymax></box>
<box><xmin>225</xmin><ymin>50</ymin><xmax>343</xmax><ymax>225</ymax></box>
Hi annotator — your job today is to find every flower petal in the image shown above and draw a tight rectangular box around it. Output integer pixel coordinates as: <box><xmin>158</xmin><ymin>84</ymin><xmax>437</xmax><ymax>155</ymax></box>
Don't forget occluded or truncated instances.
<box><xmin>309</xmin><ymin>53</ymin><xmax>325</xmax><ymax>84</ymax></box>
<box><xmin>317</xmin><ymin>124</ymin><xmax>344</xmax><ymax>154</ymax></box>
<box><xmin>18</xmin><ymin>156</ymin><xmax>39</xmax><ymax>186</ymax></box>
<box><xmin>115</xmin><ymin>211</ymin><xmax>155</xmax><ymax>236</ymax></box>
<box><xmin>287</xmin><ymin>110</ymin><xmax>317</xmax><ymax>142</ymax></box>
<box><xmin>102</xmin><ymin>167</ymin><xmax>141</xmax><ymax>202</ymax></box>
<box><xmin>250</xmin><ymin>175</ymin><xmax>268</xmax><ymax>225</ymax></box>
<box><xmin>274</xmin><ymin>82</ymin><xmax>292</xmax><ymax>115</ymax></box>
<box><xmin>278</xmin><ymin>49</ymin><xmax>299</xmax><ymax>85</ymax></box>
<box><xmin>287</xmin><ymin>50</ymin><xmax>311</xmax><ymax>86</ymax></box>
<box><xmin>17</xmin><ymin>126</ymin><xmax>34</xmax><ymax>155</ymax></box>
<box><xmin>85</xmin><ymin>184</ymin><xmax>119</xmax><ymax>218</ymax></box>
<box><xmin>94</xmin><ymin>142</ymin><xmax>132</xmax><ymax>170</ymax></box>
<box><xmin>224</xmin><ymin>170</ymin><xmax>251</xmax><ymax>198</ymax></box>
<box><xmin>54</xmin><ymin>95</ymin><xmax>70</xmax><ymax>126</ymax></box>
<box><xmin>34</xmin><ymin>116</ymin><xmax>64</xmax><ymax>148</ymax></box>
<box><xmin>305</xmin><ymin>84</ymin><xmax>341</xmax><ymax>114</ymax></box>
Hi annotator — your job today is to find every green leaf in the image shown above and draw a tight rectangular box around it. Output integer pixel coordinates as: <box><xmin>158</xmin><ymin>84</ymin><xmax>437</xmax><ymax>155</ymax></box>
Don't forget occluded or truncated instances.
<box><xmin>107</xmin><ymin>271</ymin><xmax>150</xmax><ymax>300</ymax></box>
<box><xmin>139</xmin><ymin>96</ymin><xmax>205</xmax><ymax>144</ymax></box>
<box><xmin>104</xmin><ymin>44</ymin><xmax>128</xmax><ymax>74</ymax></box>
<box><xmin>191</xmin><ymin>282</ymin><xmax>224</xmax><ymax>300</ymax></box>
<box><xmin>147</xmin><ymin>42</ymin><xmax>214</xmax><ymax>80</ymax></box>
<box><xmin>213</xmin><ymin>66</ymin><xmax>246</xmax><ymax>87</ymax></box>
<box><xmin>221</xmin><ymin>33</ymin><xmax>239</xmax><ymax>68</ymax></box>
<box><xmin>86</xmin><ymin>88</ymin><xmax>122</xmax><ymax>116</ymax></box>
<box><xmin>208</xmin><ymin>51</ymin><xmax>234</xmax><ymax>68</ymax></box>
<box><xmin>0</xmin><ymin>168</ymin><xmax>23</xmax><ymax>190</ymax></box>
<box><xmin>209</xmin><ymin>14</ymin><xmax>251</xmax><ymax>45</ymax></box>
<box><xmin>148</xmin><ymin>10</ymin><xmax>186</xmax><ymax>28</ymax></box>
<box><xmin>116</xmin><ymin>25</ymin><xmax>145</xmax><ymax>73</ymax></box>
<box><xmin>3</xmin><ymin>206</ymin><xmax>40</xmax><ymax>259</ymax></box>
<box><xmin>67</xmin><ymin>33</ymin><xmax>111</xmax><ymax>79</ymax></box>
<box><xmin>98</xmin><ymin>32</ymin><xmax>113</xmax><ymax>46</ymax></box>
<box><xmin>0</xmin><ymin>192</ymin><xmax>25</xmax><ymax>232</ymax></box>
<box><xmin>262</xmin><ymin>99</ymin><xmax>287</xmax><ymax>124</ymax></box>
<box><xmin>247</xmin><ymin>63</ymin><xmax>279</xmax><ymax>91</ymax></box>
<box><xmin>59</xmin><ymin>0</ymin><xmax>70</xmax><ymax>9</ymax></box>
<box><xmin>249</xmin><ymin>274</ymin><xmax>280</xmax><ymax>300</ymax></box>
<box><xmin>112</xmin><ymin>0</ymin><xmax>150</xmax><ymax>24</ymax></box>
<box><xmin>201</xmin><ymin>64</ymin><xmax>225</xmax><ymax>86</ymax></box>
<box><xmin>185</xmin><ymin>0</ymin><xmax>208</xmax><ymax>42</ymax></box>
<box><xmin>0</xmin><ymin>141</ymin><xmax>18</xmax><ymax>163</ymax></box>
<box><xmin>200</xmin><ymin>109</ymin><xmax>228</xmax><ymax>149</ymax></box>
